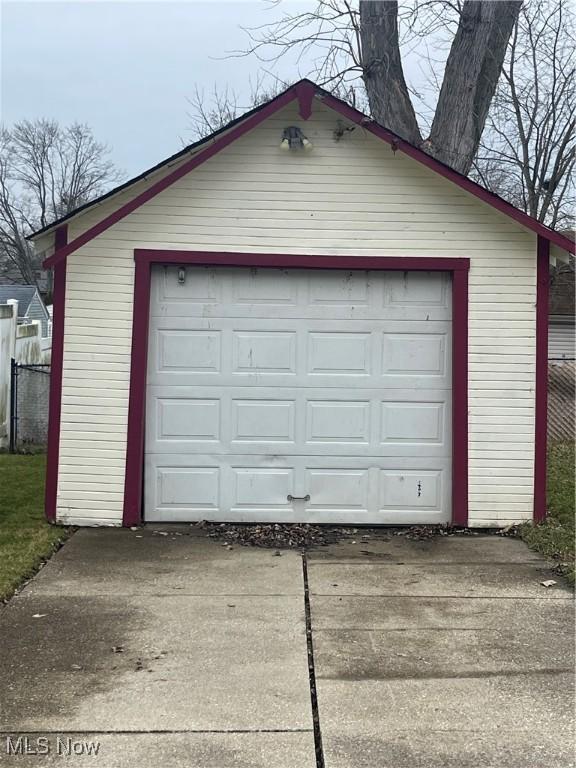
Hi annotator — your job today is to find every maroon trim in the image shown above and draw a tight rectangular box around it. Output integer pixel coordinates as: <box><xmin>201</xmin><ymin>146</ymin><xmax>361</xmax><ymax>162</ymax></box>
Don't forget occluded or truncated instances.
<box><xmin>134</xmin><ymin>250</ymin><xmax>470</xmax><ymax>272</ymax></box>
<box><xmin>41</xmin><ymin>81</ymin><xmax>574</xmax><ymax>268</ymax></box>
<box><xmin>123</xmin><ymin>251</ymin><xmax>470</xmax><ymax>527</ymax></box>
<box><xmin>534</xmin><ymin>236</ymin><xmax>550</xmax><ymax>522</ymax></box>
<box><xmin>43</xmin><ymin>87</ymin><xmax>299</xmax><ymax>270</ymax></box>
<box><xmin>451</xmin><ymin>268</ymin><xmax>469</xmax><ymax>526</ymax></box>
<box><xmin>316</xmin><ymin>92</ymin><xmax>574</xmax><ymax>255</ymax></box>
<box><xmin>45</xmin><ymin>225</ymin><xmax>68</xmax><ymax>523</ymax></box>
<box><xmin>122</xmin><ymin>258</ymin><xmax>153</xmax><ymax>527</ymax></box>
<box><xmin>295</xmin><ymin>81</ymin><xmax>315</xmax><ymax>120</ymax></box>
<box><xmin>54</xmin><ymin>225</ymin><xmax>68</xmax><ymax>251</ymax></box>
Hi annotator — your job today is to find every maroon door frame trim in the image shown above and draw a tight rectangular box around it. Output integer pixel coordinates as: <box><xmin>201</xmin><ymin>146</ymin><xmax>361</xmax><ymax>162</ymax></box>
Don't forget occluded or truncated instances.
<box><xmin>123</xmin><ymin>251</ymin><xmax>470</xmax><ymax>527</ymax></box>
<box><xmin>534</xmin><ymin>236</ymin><xmax>550</xmax><ymax>523</ymax></box>
<box><xmin>451</xmin><ymin>267</ymin><xmax>469</xmax><ymax>527</ymax></box>
<box><xmin>45</xmin><ymin>225</ymin><xmax>68</xmax><ymax>522</ymax></box>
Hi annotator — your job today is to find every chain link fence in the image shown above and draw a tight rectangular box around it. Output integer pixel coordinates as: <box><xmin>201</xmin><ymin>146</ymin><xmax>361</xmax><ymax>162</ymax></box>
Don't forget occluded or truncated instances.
<box><xmin>10</xmin><ymin>360</ymin><xmax>51</xmax><ymax>452</ymax></box>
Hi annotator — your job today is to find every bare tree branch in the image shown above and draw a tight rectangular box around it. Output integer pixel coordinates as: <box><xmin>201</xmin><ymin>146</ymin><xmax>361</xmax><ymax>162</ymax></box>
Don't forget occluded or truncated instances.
<box><xmin>473</xmin><ymin>0</ymin><xmax>575</xmax><ymax>227</ymax></box>
<box><xmin>0</xmin><ymin>120</ymin><xmax>123</xmax><ymax>289</ymax></box>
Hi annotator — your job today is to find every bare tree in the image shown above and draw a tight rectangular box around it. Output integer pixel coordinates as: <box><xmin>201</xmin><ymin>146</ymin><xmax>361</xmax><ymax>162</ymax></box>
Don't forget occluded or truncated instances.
<box><xmin>473</xmin><ymin>0</ymin><xmax>575</xmax><ymax>228</ymax></box>
<box><xmin>229</xmin><ymin>0</ymin><xmax>522</xmax><ymax>174</ymax></box>
<box><xmin>0</xmin><ymin>120</ymin><xmax>123</xmax><ymax>287</ymax></box>
<box><xmin>186</xmin><ymin>77</ymin><xmax>288</xmax><ymax>140</ymax></box>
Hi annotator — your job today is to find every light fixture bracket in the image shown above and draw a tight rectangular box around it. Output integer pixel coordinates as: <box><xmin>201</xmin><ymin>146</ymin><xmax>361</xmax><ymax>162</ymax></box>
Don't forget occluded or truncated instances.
<box><xmin>280</xmin><ymin>126</ymin><xmax>312</xmax><ymax>151</ymax></box>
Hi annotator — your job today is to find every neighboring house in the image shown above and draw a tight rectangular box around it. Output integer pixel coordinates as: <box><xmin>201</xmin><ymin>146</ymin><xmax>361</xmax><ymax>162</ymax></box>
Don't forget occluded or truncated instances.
<box><xmin>29</xmin><ymin>79</ymin><xmax>575</xmax><ymax>530</ymax></box>
<box><xmin>0</xmin><ymin>285</ymin><xmax>52</xmax><ymax>338</ymax></box>
<box><xmin>549</xmin><ymin>262</ymin><xmax>575</xmax><ymax>362</ymax></box>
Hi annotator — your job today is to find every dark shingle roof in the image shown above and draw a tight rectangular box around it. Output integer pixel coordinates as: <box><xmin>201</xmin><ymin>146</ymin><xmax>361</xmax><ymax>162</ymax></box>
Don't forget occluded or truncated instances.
<box><xmin>0</xmin><ymin>285</ymin><xmax>37</xmax><ymax>317</ymax></box>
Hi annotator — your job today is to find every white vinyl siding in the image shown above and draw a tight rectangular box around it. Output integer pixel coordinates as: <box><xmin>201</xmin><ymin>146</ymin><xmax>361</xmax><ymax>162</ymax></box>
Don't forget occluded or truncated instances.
<box><xmin>56</xmin><ymin>100</ymin><xmax>536</xmax><ymax>527</ymax></box>
<box><xmin>549</xmin><ymin>319</ymin><xmax>575</xmax><ymax>360</ymax></box>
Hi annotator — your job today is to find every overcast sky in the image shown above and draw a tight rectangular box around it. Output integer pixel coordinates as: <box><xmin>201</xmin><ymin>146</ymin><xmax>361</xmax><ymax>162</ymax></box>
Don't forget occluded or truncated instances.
<box><xmin>1</xmin><ymin>1</ymin><xmax>427</xmax><ymax>180</ymax></box>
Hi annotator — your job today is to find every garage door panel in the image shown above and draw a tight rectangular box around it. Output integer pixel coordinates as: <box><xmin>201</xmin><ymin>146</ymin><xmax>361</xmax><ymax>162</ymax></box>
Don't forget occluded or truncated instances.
<box><xmin>305</xmin><ymin>469</ymin><xmax>370</xmax><ymax>511</ymax></box>
<box><xmin>385</xmin><ymin>271</ymin><xmax>449</xmax><ymax>308</ymax></box>
<box><xmin>380</xmin><ymin>469</ymin><xmax>443</xmax><ymax>511</ymax></box>
<box><xmin>308</xmin><ymin>332</ymin><xmax>372</xmax><ymax>376</ymax></box>
<box><xmin>231</xmin><ymin>269</ymin><xmax>297</xmax><ymax>305</ymax></box>
<box><xmin>154</xmin><ymin>265</ymin><xmax>221</xmax><ymax>304</ymax></box>
<box><xmin>233</xmin><ymin>331</ymin><xmax>297</xmax><ymax>374</ymax></box>
<box><xmin>148</xmin><ymin>320</ymin><xmax>451</xmax><ymax>389</ymax></box>
<box><xmin>146</xmin><ymin>455</ymin><xmax>450</xmax><ymax>524</ymax></box>
<box><xmin>152</xmin><ymin>267</ymin><xmax>451</xmax><ymax>322</ymax></box>
<box><xmin>145</xmin><ymin>267</ymin><xmax>452</xmax><ymax>523</ymax></box>
<box><xmin>306</xmin><ymin>401</ymin><xmax>371</xmax><ymax>444</ymax></box>
<box><xmin>156</xmin><ymin>466</ymin><xmax>220</xmax><ymax>512</ymax></box>
<box><xmin>306</xmin><ymin>270</ymin><xmax>370</xmax><ymax>306</ymax></box>
<box><xmin>382</xmin><ymin>333</ymin><xmax>447</xmax><ymax>377</ymax></box>
<box><xmin>232</xmin><ymin>468</ymin><xmax>295</xmax><ymax>509</ymax></box>
<box><xmin>157</xmin><ymin>398</ymin><xmax>221</xmax><ymax>443</ymax></box>
<box><xmin>147</xmin><ymin>459</ymin><xmax>451</xmax><ymax>522</ymax></box>
<box><xmin>146</xmin><ymin>387</ymin><xmax>451</xmax><ymax>458</ymax></box>
<box><xmin>231</xmin><ymin>400</ymin><xmax>296</xmax><ymax>443</ymax></box>
<box><xmin>158</xmin><ymin>330</ymin><xmax>222</xmax><ymax>373</ymax></box>
<box><xmin>380</xmin><ymin>402</ymin><xmax>445</xmax><ymax>444</ymax></box>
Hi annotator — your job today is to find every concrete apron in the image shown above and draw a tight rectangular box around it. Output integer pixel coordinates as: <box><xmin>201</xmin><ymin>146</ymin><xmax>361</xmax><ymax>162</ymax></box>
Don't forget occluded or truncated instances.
<box><xmin>0</xmin><ymin>530</ymin><xmax>574</xmax><ymax>768</ymax></box>
<box><xmin>308</xmin><ymin>535</ymin><xmax>575</xmax><ymax>768</ymax></box>
<box><xmin>0</xmin><ymin>528</ymin><xmax>315</xmax><ymax>767</ymax></box>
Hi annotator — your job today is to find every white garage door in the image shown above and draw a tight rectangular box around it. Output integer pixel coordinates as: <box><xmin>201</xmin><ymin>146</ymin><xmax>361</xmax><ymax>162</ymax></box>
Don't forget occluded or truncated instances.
<box><xmin>144</xmin><ymin>266</ymin><xmax>452</xmax><ymax>524</ymax></box>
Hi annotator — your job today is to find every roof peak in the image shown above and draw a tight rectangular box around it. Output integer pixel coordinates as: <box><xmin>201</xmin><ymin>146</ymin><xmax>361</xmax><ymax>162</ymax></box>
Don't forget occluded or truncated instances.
<box><xmin>30</xmin><ymin>79</ymin><xmax>575</xmax><ymax>258</ymax></box>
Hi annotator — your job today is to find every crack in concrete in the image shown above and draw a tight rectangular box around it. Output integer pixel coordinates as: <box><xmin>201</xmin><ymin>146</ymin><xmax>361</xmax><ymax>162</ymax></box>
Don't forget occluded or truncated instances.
<box><xmin>302</xmin><ymin>554</ymin><xmax>325</xmax><ymax>768</ymax></box>
<box><xmin>0</xmin><ymin>729</ymin><xmax>314</xmax><ymax>735</ymax></box>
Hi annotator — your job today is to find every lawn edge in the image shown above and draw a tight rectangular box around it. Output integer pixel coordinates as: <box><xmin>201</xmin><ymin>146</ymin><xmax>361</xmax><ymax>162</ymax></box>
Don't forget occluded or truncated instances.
<box><xmin>0</xmin><ymin>526</ymin><xmax>75</xmax><ymax>606</ymax></box>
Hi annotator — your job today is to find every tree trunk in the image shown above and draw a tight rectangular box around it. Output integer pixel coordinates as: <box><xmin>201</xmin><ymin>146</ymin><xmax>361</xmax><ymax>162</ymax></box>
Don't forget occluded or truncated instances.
<box><xmin>428</xmin><ymin>1</ymin><xmax>522</xmax><ymax>174</ymax></box>
<box><xmin>360</xmin><ymin>1</ymin><xmax>422</xmax><ymax>146</ymax></box>
<box><xmin>359</xmin><ymin>1</ymin><xmax>522</xmax><ymax>175</ymax></box>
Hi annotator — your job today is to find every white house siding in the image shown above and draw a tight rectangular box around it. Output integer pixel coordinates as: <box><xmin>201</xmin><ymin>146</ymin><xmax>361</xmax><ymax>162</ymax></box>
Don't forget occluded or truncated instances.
<box><xmin>549</xmin><ymin>319</ymin><xmax>575</xmax><ymax>361</ymax></box>
<box><xmin>57</xmin><ymin>100</ymin><xmax>537</xmax><ymax>527</ymax></box>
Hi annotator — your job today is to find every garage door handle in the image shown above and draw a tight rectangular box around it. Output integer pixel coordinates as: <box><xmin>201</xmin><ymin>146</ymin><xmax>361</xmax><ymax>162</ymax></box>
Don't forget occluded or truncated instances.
<box><xmin>287</xmin><ymin>494</ymin><xmax>310</xmax><ymax>502</ymax></box>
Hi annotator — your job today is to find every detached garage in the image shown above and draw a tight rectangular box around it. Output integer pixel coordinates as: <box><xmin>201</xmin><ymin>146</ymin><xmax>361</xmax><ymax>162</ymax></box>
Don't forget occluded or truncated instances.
<box><xmin>30</xmin><ymin>80</ymin><xmax>574</xmax><ymax>529</ymax></box>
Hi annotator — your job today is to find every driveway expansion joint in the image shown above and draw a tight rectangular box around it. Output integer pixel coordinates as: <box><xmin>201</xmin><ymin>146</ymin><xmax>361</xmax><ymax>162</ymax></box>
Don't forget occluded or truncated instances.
<box><xmin>0</xmin><ymin>729</ymin><xmax>314</xmax><ymax>735</ymax></box>
<box><xmin>302</xmin><ymin>554</ymin><xmax>325</xmax><ymax>768</ymax></box>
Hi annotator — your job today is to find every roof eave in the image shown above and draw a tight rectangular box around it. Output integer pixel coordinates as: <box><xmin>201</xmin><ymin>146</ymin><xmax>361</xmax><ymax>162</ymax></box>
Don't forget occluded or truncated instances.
<box><xmin>36</xmin><ymin>79</ymin><xmax>576</xmax><ymax>263</ymax></box>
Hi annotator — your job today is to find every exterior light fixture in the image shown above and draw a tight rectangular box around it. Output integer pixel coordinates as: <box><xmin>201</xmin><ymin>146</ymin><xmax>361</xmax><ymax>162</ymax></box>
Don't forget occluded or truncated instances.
<box><xmin>178</xmin><ymin>267</ymin><xmax>186</xmax><ymax>285</ymax></box>
<box><xmin>280</xmin><ymin>126</ymin><xmax>313</xmax><ymax>152</ymax></box>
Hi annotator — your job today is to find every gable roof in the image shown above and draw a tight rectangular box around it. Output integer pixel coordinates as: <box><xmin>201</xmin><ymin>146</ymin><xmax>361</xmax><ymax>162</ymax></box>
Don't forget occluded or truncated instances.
<box><xmin>0</xmin><ymin>285</ymin><xmax>38</xmax><ymax>317</ymax></box>
<box><xmin>32</xmin><ymin>79</ymin><xmax>576</xmax><ymax>265</ymax></box>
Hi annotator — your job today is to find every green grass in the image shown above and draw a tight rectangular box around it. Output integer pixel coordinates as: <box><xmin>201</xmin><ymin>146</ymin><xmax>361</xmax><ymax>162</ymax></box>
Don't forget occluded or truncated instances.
<box><xmin>0</xmin><ymin>453</ymin><xmax>71</xmax><ymax>601</ymax></box>
<box><xmin>521</xmin><ymin>442</ymin><xmax>575</xmax><ymax>584</ymax></box>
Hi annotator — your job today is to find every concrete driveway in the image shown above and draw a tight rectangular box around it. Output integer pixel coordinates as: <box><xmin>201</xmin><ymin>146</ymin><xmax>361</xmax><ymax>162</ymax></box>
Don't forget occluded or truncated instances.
<box><xmin>0</xmin><ymin>528</ymin><xmax>573</xmax><ymax>767</ymax></box>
